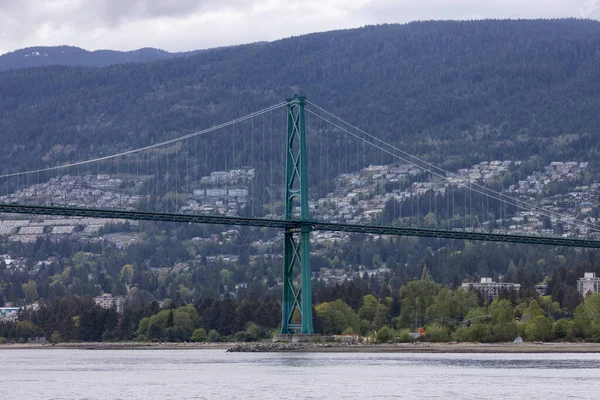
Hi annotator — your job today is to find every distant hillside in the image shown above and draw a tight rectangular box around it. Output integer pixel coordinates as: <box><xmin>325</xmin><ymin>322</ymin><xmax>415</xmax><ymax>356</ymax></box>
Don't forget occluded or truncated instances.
<box><xmin>0</xmin><ymin>45</ymin><xmax>189</xmax><ymax>70</ymax></box>
<box><xmin>2</xmin><ymin>20</ymin><xmax>600</xmax><ymax>176</ymax></box>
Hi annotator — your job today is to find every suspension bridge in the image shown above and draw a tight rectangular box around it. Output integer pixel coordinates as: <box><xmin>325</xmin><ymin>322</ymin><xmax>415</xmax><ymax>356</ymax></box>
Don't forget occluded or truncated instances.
<box><xmin>1</xmin><ymin>95</ymin><xmax>600</xmax><ymax>335</ymax></box>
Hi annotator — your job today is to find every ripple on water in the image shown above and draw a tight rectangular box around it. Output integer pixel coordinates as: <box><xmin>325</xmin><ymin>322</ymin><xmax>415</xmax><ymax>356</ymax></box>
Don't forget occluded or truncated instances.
<box><xmin>2</xmin><ymin>350</ymin><xmax>600</xmax><ymax>400</ymax></box>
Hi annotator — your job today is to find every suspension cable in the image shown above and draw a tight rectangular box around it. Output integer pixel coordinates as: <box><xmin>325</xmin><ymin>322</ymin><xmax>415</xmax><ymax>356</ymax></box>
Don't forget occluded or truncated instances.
<box><xmin>306</xmin><ymin>108</ymin><xmax>600</xmax><ymax>234</ymax></box>
<box><xmin>0</xmin><ymin>102</ymin><xmax>287</xmax><ymax>179</ymax></box>
<box><xmin>306</xmin><ymin>103</ymin><xmax>600</xmax><ymax>233</ymax></box>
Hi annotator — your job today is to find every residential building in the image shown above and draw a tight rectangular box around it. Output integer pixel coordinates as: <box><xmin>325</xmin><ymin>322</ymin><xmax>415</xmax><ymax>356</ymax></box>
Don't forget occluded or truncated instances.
<box><xmin>93</xmin><ymin>293</ymin><xmax>125</xmax><ymax>313</ymax></box>
<box><xmin>462</xmin><ymin>277</ymin><xmax>521</xmax><ymax>300</ymax></box>
<box><xmin>0</xmin><ymin>307</ymin><xmax>20</xmax><ymax>321</ymax></box>
<box><xmin>535</xmin><ymin>284</ymin><xmax>549</xmax><ymax>296</ymax></box>
<box><xmin>577</xmin><ymin>272</ymin><xmax>600</xmax><ymax>299</ymax></box>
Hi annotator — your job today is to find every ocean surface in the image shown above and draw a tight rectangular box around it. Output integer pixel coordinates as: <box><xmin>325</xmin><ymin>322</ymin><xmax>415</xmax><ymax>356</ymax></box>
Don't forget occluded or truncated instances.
<box><xmin>2</xmin><ymin>349</ymin><xmax>599</xmax><ymax>399</ymax></box>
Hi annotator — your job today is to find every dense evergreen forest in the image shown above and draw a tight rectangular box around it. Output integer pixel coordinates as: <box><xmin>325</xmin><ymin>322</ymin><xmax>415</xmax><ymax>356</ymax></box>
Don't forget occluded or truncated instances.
<box><xmin>2</xmin><ymin>19</ymin><xmax>600</xmax><ymax>174</ymax></box>
<box><xmin>2</xmin><ymin>19</ymin><xmax>600</xmax><ymax>343</ymax></box>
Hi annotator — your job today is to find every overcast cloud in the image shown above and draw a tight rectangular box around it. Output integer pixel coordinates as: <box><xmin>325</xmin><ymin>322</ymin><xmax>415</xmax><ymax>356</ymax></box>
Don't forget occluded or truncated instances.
<box><xmin>1</xmin><ymin>0</ymin><xmax>599</xmax><ymax>54</ymax></box>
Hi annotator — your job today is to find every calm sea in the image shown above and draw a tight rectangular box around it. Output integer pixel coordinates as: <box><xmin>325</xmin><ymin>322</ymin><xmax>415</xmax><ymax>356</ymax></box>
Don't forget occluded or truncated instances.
<box><xmin>1</xmin><ymin>349</ymin><xmax>599</xmax><ymax>399</ymax></box>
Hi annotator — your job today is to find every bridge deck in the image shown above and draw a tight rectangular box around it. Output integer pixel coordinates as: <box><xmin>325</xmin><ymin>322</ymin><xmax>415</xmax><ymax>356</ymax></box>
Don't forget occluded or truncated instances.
<box><xmin>1</xmin><ymin>204</ymin><xmax>599</xmax><ymax>249</ymax></box>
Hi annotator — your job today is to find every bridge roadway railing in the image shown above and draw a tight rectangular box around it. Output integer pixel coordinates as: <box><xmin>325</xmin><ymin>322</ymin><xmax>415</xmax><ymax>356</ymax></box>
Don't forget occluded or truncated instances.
<box><xmin>1</xmin><ymin>203</ymin><xmax>600</xmax><ymax>249</ymax></box>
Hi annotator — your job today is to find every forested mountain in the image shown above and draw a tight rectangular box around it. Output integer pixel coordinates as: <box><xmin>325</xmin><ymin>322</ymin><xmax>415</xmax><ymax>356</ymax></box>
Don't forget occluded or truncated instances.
<box><xmin>0</xmin><ymin>45</ymin><xmax>190</xmax><ymax>71</ymax></box>
<box><xmin>1</xmin><ymin>19</ymin><xmax>600</xmax><ymax>175</ymax></box>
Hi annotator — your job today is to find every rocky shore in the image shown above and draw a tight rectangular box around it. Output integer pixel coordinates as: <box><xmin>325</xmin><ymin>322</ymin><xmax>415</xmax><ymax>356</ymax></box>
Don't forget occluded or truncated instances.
<box><xmin>227</xmin><ymin>341</ymin><xmax>600</xmax><ymax>353</ymax></box>
<box><xmin>226</xmin><ymin>342</ymin><xmax>355</xmax><ymax>352</ymax></box>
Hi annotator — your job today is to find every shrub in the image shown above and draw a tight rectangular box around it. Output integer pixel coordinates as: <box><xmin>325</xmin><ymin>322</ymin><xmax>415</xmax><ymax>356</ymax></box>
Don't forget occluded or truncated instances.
<box><xmin>191</xmin><ymin>328</ymin><xmax>208</xmax><ymax>342</ymax></box>
<box><xmin>454</xmin><ymin>323</ymin><xmax>492</xmax><ymax>342</ymax></box>
<box><xmin>423</xmin><ymin>326</ymin><xmax>451</xmax><ymax>342</ymax></box>
<box><xmin>234</xmin><ymin>331</ymin><xmax>254</xmax><ymax>342</ymax></box>
<box><xmin>376</xmin><ymin>326</ymin><xmax>393</xmax><ymax>343</ymax></box>
<box><xmin>393</xmin><ymin>329</ymin><xmax>414</xmax><ymax>343</ymax></box>
<box><xmin>524</xmin><ymin>316</ymin><xmax>555</xmax><ymax>342</ymax></box>
<box><xmin>553</xmin><ymin>319</ymin><xmax>575</xmax><ymax>341</ymax></box>
<box><xmin>50</xmin><ymin>331</ymin><xmax>62</xmax><ymax>344</ymax></box>
<box><xmin>207</xmin><ymin>329</ymin><xmax>221</xmax><ymax>342</ymax></box>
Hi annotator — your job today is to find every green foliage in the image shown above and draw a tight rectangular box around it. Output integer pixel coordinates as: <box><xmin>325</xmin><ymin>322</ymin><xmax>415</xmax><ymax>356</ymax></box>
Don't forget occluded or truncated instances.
<box><xmin>142</xmin><ymin>305</ymin><xmax>202</xmax><ymax>342</ymax></box>
<box><xmin>136</xmin><ymin>317</ymin><xmax>150</xmax><ymax>341</ymax></box>
<box><xmin>207</xmin><ymin>329</ymin><xmax>221</xmax><ymax>342</ymax></box>
<box><xmin>376</xmin><ymin>326</ymin><xmax>393</xmax><ymax>343</ymax></box>
<box><xmin>573</xmin><ymin>293</ymin><xmax>600</xmax><ymax>341</ymax></box>
<box><xmin>423</xmin><ymin>326</ymin><xmax>452</xmax><ymax>342</ymax></box>
<box><xmin>394</xmin><ymin>329</ymin><xmax>414</xmax><ymax>343</ymax></box>
<box><xmin>15</xmin><ymin>321</ymin><xmax>42</xmax><ymax>342</ymax></box>
<box><xmin>191</xmin><ymin>328</ymin><xmax>208</xmax><ymax>342</ymax></box>
<box><xmin>524</xmin><ymin>316</ymin><xmax>555</xmax><ymax>342</ymax></box>
<box><xmin>398</xmin><ymin>279</ymin><xmax>440</xmax><ymax>329</ymax></box>
<box><xmin>50</xmin><ymin>331</ymin><xmax>62</xmax><ymax>343</ymax></box>
<box><xmin>119</xmin><ymin>264</ymin><xmax>134</xmax><ymax>284</ymax></box>
<box><xmin>553</xmin><ymin>318</ymin><xmax>575</xmax><ymax>340</ymax></box>
<box><xmin>358</xmin><ymin>294</ymin><xmax>379</xmax><ymax>322</ymax></box>
<box><xmin>454</xmin><ymin>323</ymin><xmax>493</xmax><ymax>343</ymax></box>
<box><xmin>358</xmin><ymin>294</ymin><xmax>389</xmax><ymax>334</ymax></box>
<box><xmin>315</xmin><ymin>299</ymin><xmax>360</xmax><ymax>335</ymax></box>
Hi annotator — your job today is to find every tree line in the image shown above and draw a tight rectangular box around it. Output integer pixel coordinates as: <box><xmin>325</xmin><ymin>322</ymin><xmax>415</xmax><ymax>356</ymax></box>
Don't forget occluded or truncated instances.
<box><xmin>2</xmin><ymin>273</ymin><xmax>600</xmax><ymax>344</ymax></box>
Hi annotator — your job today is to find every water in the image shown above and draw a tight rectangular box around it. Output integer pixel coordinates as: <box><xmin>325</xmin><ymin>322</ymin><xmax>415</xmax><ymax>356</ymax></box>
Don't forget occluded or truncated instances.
<box><xmin>2</xmin><ymin>349</ymin><xmax>599</xmax><ymax>399</ymax></box>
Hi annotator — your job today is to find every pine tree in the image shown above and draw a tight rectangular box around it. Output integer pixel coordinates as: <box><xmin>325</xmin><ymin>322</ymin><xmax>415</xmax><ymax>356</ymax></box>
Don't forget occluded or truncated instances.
<box><xmin>167</xmin><ymin>309</ymin><xmax>174</xmax><ymax>328</ymax></box>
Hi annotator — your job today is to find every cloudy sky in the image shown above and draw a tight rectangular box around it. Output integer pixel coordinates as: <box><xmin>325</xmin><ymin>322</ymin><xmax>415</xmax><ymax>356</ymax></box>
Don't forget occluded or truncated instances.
<box><xmin>1</xmin><ymin>0</ymin><xmax>600</xmax><ymax>55</ymax></box>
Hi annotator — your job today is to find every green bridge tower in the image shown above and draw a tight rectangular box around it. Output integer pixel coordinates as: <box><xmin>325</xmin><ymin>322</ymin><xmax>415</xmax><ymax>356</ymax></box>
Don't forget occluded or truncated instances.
<box><xmin>280</xmin><ymin>95</ymin><xmax>314</xmax><ymax>335</ymax></box>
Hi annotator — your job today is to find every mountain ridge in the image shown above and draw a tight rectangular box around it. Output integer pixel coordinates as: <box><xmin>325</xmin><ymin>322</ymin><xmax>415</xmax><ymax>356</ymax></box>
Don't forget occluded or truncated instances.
<box><xmin>0</xmin><ymin>45</ymin><xmax>200</xmax><ymax>70</ymax></box>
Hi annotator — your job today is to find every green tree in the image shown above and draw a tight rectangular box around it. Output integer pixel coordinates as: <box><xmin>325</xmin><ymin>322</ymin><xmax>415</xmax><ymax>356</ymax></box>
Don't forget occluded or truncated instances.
<box><xmin>22</xmin><ymin>280</ymin><xmax>38</xmax><ymax>304</ymax></box>
<box><xmin>120</xmin><ymin>264</ymin><xmax>134</xmax><ymax>284</ymax></box>
<box><xmin>191</xmin><ymin>328</ymin><xmax>208</xmax><ymax>342</ymax></box>
<box><xmin>573</xmin><ymin>293</ymin><xmax>600</xmax><ymax>340</ymax></box>
<box><xmin>136</xmin><ymin>317</ymin><xmax>150</xmax><ymax>341</ymax></box>
<box><xmin>207</xmin><ymin>329</ymin><xmax>221</xmax><ymax>342</ymax></box>
<box><xmin>376</xmin><ymin>326</ymin><xmax>393</xmax><ymax>343</ymax></box>
<box><xmin>398</xmin><ymin>279</ymin><xmax>439</xmax><ymax>330</ymax></box>
<box><xmin>315</xmin><ymin>299</ymin><xmax>360</xmax><ymax>335</ymax></box>
<box><xmin>50</xmin><ymin>331</ymin><xmax>63</xmax><ymax>344</ymax></box>
<box><xmin>524</xmin><ymin>315</ymin><xmax>555</xmax><ymax>342</ymax></box>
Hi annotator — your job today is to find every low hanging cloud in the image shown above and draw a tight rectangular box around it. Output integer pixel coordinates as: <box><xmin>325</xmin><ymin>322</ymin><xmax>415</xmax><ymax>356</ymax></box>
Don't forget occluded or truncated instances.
<box><xmin>0</xmin><ymin>0</ymin><xmax>599</xmax><ymax>55</ymax></box>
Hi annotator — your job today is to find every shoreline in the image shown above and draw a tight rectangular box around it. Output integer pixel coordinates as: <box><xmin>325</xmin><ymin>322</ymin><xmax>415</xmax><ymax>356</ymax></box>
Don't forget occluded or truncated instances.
<box><xmin>2</xmin><ymin>341</ymin><xmax>600</xmax><ymax>353</ymax></box>
<box><xmin>0</xmin><ymin>342</ymin><xmax>231</xmax><ymax>350</ymax></box>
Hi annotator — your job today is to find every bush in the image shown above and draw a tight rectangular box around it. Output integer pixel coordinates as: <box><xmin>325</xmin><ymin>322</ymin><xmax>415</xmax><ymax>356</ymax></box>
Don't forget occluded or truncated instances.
<box><xmin>393</xmin><ymin>329</ymin><xmax>414</xmax><ymax>343</ymax></box>
<box><xmin>102</xmin><ymin>330</ymin><xmax>118</xmax><ymax>342</ymax></box>
<box><xmin>524</xmin><ymin>316</ymin><xmax>555</xmax><ymax>342</ymax></box>
<box><xmin>234</xmin><ymin>331</ymin><xmax>254</xmax><ymax>342</ymax></box>
<box><xmin>491</xmin><ymin>321</ymin><xmax>519</xmax><ymax>342</ymax></box>
<box><xmin>423</xmin><ymin>326</ymin><xmax>451</xmax><ymax>342</ymax></box>
<box><xmin>207</xmin><ymin>329</ymin><xmax>221</xmax><ymax>342</ymax></box>
<box><xmin>0</xmin><ymin>337</ymin><xmax>6</xmax><ymax>344</ymax></box>
<box><xmin>191</xmin><ymin>328</ymin><xmax>208</xmax><ymax>342</ymax></box>
<box><xmin>342</xmin><ymin>327</ymin><xmax>355</xmax><ymax>335</ymax></box>
<box><xmin>50</xmin><ymin>331</ymin><xmax>62</xmax><ymax>344</ymax></box>
<box><xmin>454</xmin><ymin>323</ymin><xmax>493</xmax><ymax>342</ymax></box>
<box><xmin>245</xmin><ymin>323</ymin><xmax>264</xmax><ymax>341</ymax></box>
<box><xmin>553</xmin><ymin>319</ymin><xmax>575</xmax><ymax>341</ymax></box>
<box><xmin>376</xmin><ymin>326</ymin><xmax>393</xmax><ymax>343</ymax></box>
